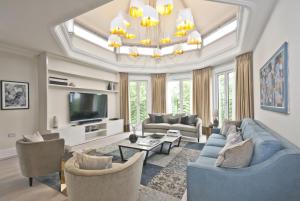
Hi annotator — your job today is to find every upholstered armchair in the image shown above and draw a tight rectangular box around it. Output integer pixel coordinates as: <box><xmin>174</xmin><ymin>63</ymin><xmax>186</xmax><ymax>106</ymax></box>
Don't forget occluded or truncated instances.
<box><xmin>64</xmin><ymin>152</ymin><xmax>145</xmax><ymax>201</ymax></box>
<box><xmin>16</xmin><ymin>133</ymin><xmax>65</xmax><ymax>186</ymax></box>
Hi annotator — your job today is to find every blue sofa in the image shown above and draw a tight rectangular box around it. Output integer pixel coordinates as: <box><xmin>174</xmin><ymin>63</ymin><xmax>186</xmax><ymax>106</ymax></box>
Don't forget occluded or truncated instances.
<box><xmin>187</xmin><ymin>118</ymin><xmax>300</xmax><ymax>201</ymax></box>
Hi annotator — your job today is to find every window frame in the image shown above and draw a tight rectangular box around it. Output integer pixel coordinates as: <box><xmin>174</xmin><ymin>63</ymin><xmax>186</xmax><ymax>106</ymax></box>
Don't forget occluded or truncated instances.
<box><xmin>167</xmin><ymin>73</ymin><xmax>193</xmax><ymax>114</ymax></box>
<box><xmin>213</xmin><ymin>65</ymin><xmax>236</xmax><ymax>123</ymax></box>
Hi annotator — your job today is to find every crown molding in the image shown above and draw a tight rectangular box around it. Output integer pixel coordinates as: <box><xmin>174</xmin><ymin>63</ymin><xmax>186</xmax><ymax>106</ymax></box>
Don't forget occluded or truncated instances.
<box><xmin>0</xmin><ymin>42</ymin><xmax>39</xmax><ymax>58</ymax></box>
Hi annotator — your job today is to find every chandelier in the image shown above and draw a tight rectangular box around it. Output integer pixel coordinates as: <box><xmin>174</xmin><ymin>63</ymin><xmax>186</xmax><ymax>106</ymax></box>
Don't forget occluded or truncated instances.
<box><xmin>108</xmin><ymin>0</ymin><xmax>201</xmax><ymax>58</ymax></box>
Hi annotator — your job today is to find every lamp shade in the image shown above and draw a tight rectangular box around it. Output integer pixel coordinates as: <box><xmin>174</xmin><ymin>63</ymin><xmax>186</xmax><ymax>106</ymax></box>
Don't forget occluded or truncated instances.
<box><xmin>108</xmin><ymin>34</ymin><xmax>122</xmax><ymax>48</ymax></box>
<box><xmin>141</xmin><ymin>5</ymin><xmax>159</xmax><ymax>27</ymax></box>
<box><xmin>129</xmin><ymin>46</ymin><xmax>139</xmax><ymax>57</ymax></box>
<box><xmin>140</xmin><ymin>38</ymin><xmax>151</xmax><ymax>46</ymax></box>
<box><xmin>187</xmin><ymin>30</ymin><xmax>202</xmax><ymax>45</ymax></box>
<box><xmin>156</xmin><ymin>0</ymin><xmax>174</xmax><ymax>16</ymax></box>
<box><xmin>129</xmin><ymin>0</ymin><xmax>144</xmax><ymax>18</ymax></box>
<box><xmin>110</xmin><ymin>15</ymin><xmax>127</xmax><ymax>36</ymax></box>
<box><xmin>176</xmin><ymin>8</ymin><xmax>195</xmax><ymax>31</ymax></box>
<box><xmin>152</xmin><ymin>48</ymin><xmax>162</xmax><ymax>58</ymax></box>
<box><xmin>173</xmin><ymin>44</ymin><xmax>184</xmax><ymax>55</ymax></box>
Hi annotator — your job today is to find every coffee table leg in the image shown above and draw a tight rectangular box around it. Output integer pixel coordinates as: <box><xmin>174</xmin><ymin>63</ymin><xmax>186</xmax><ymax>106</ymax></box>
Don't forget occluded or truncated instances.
<box><xmin>160</xmin><ymin>143</ymin><xmax>164</xmax><ymax>153</ymax></box>
<box><xmin>119</xmin><ymin>146</ymin><xmax>125</xmax><ymax>161</ymax></box>
<box><xmin>144</xmin><ymin>151</ymin><xmax>149</xmax><ymax>165</ymax></box>
<box><xmin>177</xmin><ymin>136</ymin><xmax>182</xmax><ymax>147</ymax></box>
<box><xmin>167</xmin><ymin>142</ymin><xmax>173</xmax><ymax>154</ymax></box>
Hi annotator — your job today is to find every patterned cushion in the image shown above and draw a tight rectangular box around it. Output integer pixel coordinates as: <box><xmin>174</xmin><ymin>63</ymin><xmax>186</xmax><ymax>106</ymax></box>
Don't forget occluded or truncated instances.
<box><xmin>216</xmin><ymin>139</ymin><xmax>254</xmax><ymax>168</ymax></box>
<box><xmin>220</xmin><ymin>120</ymin><xmax>237</xmax><ymax>136</ymax></box>
<box><xmin>168</xmin><ymin>117</ymin><xmax>180</xmax><ymax>124</ymax></box>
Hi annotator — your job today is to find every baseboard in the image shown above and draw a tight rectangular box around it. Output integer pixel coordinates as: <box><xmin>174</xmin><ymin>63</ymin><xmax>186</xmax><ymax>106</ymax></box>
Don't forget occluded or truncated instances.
<box><xmin>0</xmin><ymin>147</ymin><xmax>17</xmax><ymax>160</ymax></box>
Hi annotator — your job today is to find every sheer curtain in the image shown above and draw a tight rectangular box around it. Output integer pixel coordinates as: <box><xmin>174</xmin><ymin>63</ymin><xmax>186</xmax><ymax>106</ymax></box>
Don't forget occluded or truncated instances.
<box><xmin>151</xmin><ymin>74</ymin><xmax>166</xmax><ymax>113</ymax></box>
<box><xmin>192</xmin><ymin>67</ymin><xmax>212</xmax><ymax>127</ymax></box>
<box><xmin>235</xmin><ymin>52</ymin><xmax>254</xmax><ymax>120</ymax></box>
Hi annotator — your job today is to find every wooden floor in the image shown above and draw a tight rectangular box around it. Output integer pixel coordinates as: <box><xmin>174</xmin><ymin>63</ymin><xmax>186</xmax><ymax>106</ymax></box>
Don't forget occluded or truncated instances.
<box><xmin>0</xmin><ymin>132</ymin><xmax>195</xmax><ymax>201</ymax></box>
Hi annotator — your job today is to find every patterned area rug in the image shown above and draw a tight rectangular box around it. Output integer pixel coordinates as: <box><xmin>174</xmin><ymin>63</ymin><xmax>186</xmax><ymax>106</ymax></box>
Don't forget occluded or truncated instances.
<box><xmin>37</xmin><ymin>139</ymin><xmax>204</xmax><ymax>201</ymax></box>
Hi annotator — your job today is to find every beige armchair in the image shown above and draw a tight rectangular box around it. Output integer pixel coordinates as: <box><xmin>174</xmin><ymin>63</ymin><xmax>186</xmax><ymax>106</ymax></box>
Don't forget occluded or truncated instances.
<box><xmin>64</xmin><ymin>152</ymin><xmax>145</xmax><ymax>201</ymax></box>
<box><xmin>16</xmin><ymin>133</ymin><xmax>65</xmax><ymax>186</ymax></box>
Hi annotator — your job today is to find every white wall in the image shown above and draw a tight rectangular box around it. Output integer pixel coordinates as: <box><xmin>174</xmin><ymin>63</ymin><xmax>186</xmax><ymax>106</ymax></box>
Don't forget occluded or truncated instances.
<box><xmin>0</xmin><ymin>51</ymin><xmax>39</xmax><ymax>150</ymax></box>
<box><xmin>253</xmin><ymin>0</ymin><xmax>300</xmax><ymax>146</ymax></box>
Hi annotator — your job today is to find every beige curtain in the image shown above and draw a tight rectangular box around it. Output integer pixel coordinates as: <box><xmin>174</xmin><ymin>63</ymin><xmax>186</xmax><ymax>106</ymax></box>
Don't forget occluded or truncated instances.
<box><xmin>151</xmin><ymin>74</ymin><xmax>166</xmax><ymax>113</ymax></box>
<box><xmin>193</xmin><ymin>67</ymin><xmax>212</xmax><ymax>127</ymax></box>
<box><xmin>119</xmin><ymin>72</ymin><xmax>130</xmax><ymax>132</ymax></box>
<box><xmin>235</xmin><ymin>52</ymin><xmax>254</xmax><ymax>121</ymax></box>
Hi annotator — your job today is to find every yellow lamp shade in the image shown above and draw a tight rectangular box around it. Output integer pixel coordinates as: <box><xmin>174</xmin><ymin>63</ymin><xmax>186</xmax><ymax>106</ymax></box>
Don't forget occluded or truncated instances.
<box><xmin>174</xmin><ymin>30</ymin><xmax>187</xmax><ymax>37</ymax></box>
<box><xmin>125</xmin><ymin>32</ymin><xmax>137</xmax><ymax>39</ymax></box>
<box><xmin>173</xmin><ymin>44</ymin><xmax>184</xmax><ymax>55</ymax></box>
<box><xmin>156</xmin><ymin>0</ymin><xmax>174</xmax><ymax>16</ymax></box>
<box><xmin>140</xmin><ymin>38</ymin><xmax>151</xmax><ymax>46</ymax></box>
<box><xmin>141</xmin><ymin>5</ymin><xmax>159</xmax><ymax>27</ymax></box>
<box><xmin>129</xmin><ymin>46</ymin><xmax>139</xmax><ymax>57</ymax></box>
<box><xmin>108</xmin><ymin>34</ymin><xmax>122</xmax><ymax>48</ymax></box>
<box><xmin>187</xmin><ymin>30</ymin><xmax>202</xmax><ymax>45</ymax></box>
<box><xmin>152</xmin><ymin>48</ymin><xmax>162</xmax><ymax>58</ymax></box>
<box><xmin>129</xmin><ymin>0</ymin><xmax>143</xmax><ymax>18</ymax></box>
<box><xmin>160</xmin><ymin>37</ymin><xmax>171</xmax><ymax>44</ymax></box>
<box><xmin>110</xmin><ymin>16</ymin><xmax>127</xmax><ymax>36</ymax></box>
<box><xmin>176</xmin><ymin>8</ymin><xmax>195</xmax><ymax>31</ymax></box>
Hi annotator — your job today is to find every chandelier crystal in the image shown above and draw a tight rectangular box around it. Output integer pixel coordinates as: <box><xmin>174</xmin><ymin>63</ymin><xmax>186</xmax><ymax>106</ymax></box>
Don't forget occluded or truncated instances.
<box><xmin>129</xmin><ymin>46</ymin><xmax>139</xmax><ymax>57</ymax></box>
<box><xmin>187</xmin><ymin>30</ymin><xmax>202</xmax><ymax>45</ymax></box>
<box><xmin>129</xmin><ymin>0</ymin><xmax>144</xmax><ymax>18</ymax></box>
<box><xmin>156</xmin><ymin>0</ymin><xmax>174</xmax><ymax>16</ymax></box>
<box><xmin>152</xmin><ymin>48</ymin><xmax>162</xmax><ymax>58</ymax></box>
<box><xmin>108</xmin><ymin>34</ymin><xmax>122</xmax><ymax>48</ymax></box>
<box><xmin>173</xmin><ymin>44</ymin><xmax>184</xmax><ymax>55</ymax></box>
<box><xmin>141</xmin><ymin>5</ymin><xmax>159</xmax><ymax>27</ymax></box>
<box><xmin>176</xmin><ymin>8</ymin><xmax>195</xmax><ymax>31</ymax></box>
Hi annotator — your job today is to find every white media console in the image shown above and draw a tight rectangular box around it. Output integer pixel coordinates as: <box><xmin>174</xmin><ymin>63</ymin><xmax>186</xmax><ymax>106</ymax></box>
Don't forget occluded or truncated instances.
<box><xmin>55</xmin><ymin>119</ymin><xmax>124</xmax><ymax>147</ymax></box>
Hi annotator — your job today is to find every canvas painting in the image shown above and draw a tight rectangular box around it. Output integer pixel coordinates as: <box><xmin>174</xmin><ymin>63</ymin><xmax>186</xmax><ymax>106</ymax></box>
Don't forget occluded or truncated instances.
<box><xmin>1</xmin><ymin>81</ymin><xmax>29</xmax><ymax>110</ymax></box>
<box><xmin>260</xmin><ymin>42</ymin><xmax>288</xmax><ymax>113</ymax></box>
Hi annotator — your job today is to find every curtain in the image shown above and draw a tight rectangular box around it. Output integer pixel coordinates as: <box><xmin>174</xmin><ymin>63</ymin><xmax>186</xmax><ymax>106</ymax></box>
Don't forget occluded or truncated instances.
<box><xmin>151</xmin><ymin>74</ymin><xmax>166</xmax><ymax>113</ymax></box>
<box><xmin>235</xmin><ymin>52</ymin><xmax>254</xmax><ymax>120</ymax></box>
<box><xmin>119</xmin><ymin>72</ymin><xmax>130</xmax><ymax>132</ymax></box>
<box><xmin>193</xmin><ymin>67</ymin><xmax>212</xmax><ymax>127</ymax></box>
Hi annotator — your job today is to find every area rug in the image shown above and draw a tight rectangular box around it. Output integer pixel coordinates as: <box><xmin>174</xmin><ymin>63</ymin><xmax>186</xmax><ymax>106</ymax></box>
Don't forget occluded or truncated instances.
<box><xmin>37</xmin><ymin>139</ymin><xmax>204</xmax><ymax>201</ymax></box>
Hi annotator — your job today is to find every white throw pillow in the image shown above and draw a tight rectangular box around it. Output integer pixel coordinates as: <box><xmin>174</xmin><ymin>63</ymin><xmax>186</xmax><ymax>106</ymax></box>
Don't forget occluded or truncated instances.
<box><xmin>220</xmin><ymin>121</ymin><xmax>237</xmax><ymax>136</ymax></box>
<box><xmin>23</xmin><ymin>131</ymin><xmax>44</xmax><ymax>142</ymax></box>
<box><xmin>215</xmin><ymin>138</ymin><xmax>254</xmax><ymax>168</ymax></box>
<box><xmin>74</xmin><ymin>152</ymin><xmax>112</xmax><ymax>170</ymax></box>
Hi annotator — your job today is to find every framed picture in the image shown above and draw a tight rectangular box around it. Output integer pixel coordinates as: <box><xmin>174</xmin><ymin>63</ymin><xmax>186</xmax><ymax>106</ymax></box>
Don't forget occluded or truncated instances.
<box><xmin>260</xmin><ymin>42</ymin><xmax>288</xmax><ymax>113</ymax></box>
<box><xmin>1</xmin><ymin>80</ymin><xmax>29</xmax><ymax>110</ymax></box>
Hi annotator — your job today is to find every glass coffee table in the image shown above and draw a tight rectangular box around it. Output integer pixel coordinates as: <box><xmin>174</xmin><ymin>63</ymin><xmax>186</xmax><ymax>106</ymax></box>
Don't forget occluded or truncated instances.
<box><xmin>118</xmin><ymin>132</ymin><xmax>182</xmax><ymax>165</ymax></box>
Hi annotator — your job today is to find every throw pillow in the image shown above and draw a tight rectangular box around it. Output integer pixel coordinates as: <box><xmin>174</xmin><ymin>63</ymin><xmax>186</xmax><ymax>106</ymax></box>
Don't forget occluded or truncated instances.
<box><xmin>168</xmin><ymin>117</ymin><xmax>180</xmax><ymax>124</ymax></box>
<box><xmin>148</xmin><ymin>113</ymin><xmax>158</xmax><ymax>123</ymax></box>
<box><xmin>162</xmin><ymin>114</ymin><xmax>172</xmax><ymax>123</ymax></box>
<box><xmin>154</xmin><ymin>115</ymin><xmax>164</xmax><ymax>123</ymax></box>
<box><xmin>180</xmin><ymin>116</ymin><xmax>189</xmax><ymax>125</ymax></box>
<box><xmin>187</xmin><ymin>115</ymin><xmax>198</xmax><ymax>126</ymax></box>
<box><xmin>226</xmin><ymin>131</ymin><xmax>243</xmax><ymax>147</ymax></box>
<box><xmin>221</xmin><ymin>120</ymin><xmax>237</xmax><ymax>136</ymax></box>
<box><xmin>215</xmin><ymin>138</ymin><xmax>254</xmax><ymax>168</ymax></box>
<box><xmin>74</xmin><ymin>152</ymin><xmax>113</xmax><ymax>170</ymax></box>
<box><xmin>23</xmin><ymin>132</ymin><xmax>44</xmax><ymax>142</ymax></box>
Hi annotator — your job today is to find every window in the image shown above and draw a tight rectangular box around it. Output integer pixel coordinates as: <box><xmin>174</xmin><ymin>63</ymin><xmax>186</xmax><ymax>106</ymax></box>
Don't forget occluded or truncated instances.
<box><xmin>129</xmin><ymin>81</ymin><xmax>148</xmax><ymax>126</ymax></box>
<box><xmin>215</xmin><ymin>70</ymin><xmax>235</xmax><ymax>125</ymax></box>
<box><xmin>167</xmin><ymin>79</ymin><xmax>192</xmax><ymax>114</ymax></box>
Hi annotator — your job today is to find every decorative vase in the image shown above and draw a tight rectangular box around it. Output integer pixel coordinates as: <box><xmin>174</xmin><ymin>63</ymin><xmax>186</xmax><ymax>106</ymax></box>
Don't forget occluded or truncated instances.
<box><xmin>107</xmin><ymin>82</ymin><xmax>112</xmax><ymax>90</ymax></box>
<box><xmin>53</xmin><ymin>116</ymin><xmax>58</xmax><ymax>129</ymax></box>
<box><xmin>213</xmin><ymin>118</ymin><xmax>219</xmax><ymax>128</ymax></box>
<box><xmin>129</xmin><ymin>133</ymin><xmax>138</xmax><ymax>143</ymax></box>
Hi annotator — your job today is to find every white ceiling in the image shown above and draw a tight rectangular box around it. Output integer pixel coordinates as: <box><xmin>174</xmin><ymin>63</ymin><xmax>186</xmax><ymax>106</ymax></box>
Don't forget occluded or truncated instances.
<box><xmin>75</xmin><ymin>0</ymin><xmax>239</xmax><ymax>46</ymax></box>
<box><xmin>0</xmin><ymin>0</ymin><xmax>278</xmax><ymax>73</ymax></box>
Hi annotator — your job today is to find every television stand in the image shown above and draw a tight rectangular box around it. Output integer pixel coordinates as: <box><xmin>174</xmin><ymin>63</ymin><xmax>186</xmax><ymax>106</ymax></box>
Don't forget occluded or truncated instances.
<box><xmin>78</xmin><ymin>119</ymin><xmax>102</xmax><ymax>125</ymax></box>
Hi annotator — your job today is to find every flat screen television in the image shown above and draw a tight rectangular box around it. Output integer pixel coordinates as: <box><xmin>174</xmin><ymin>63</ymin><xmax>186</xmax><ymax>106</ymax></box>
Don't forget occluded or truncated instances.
<box><xmin>69</xmin><ymin>92</ymin><xmax>108</xmax><ymax>122</ymax></box>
